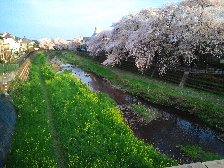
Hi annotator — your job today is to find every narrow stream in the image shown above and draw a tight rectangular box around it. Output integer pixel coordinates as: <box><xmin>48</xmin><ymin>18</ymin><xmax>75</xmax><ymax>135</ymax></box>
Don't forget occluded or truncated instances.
<box><xmin>59</xmin><ymin>64</ymin><xmax>224</xmax><ymax>163</ymax></box>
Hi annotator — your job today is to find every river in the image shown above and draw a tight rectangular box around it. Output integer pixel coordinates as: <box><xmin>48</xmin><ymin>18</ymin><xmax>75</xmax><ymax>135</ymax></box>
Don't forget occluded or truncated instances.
<box><xmin>58</xmin><ymin>64</ymin><xmax>224</xmax><ymax>163</ymax></box>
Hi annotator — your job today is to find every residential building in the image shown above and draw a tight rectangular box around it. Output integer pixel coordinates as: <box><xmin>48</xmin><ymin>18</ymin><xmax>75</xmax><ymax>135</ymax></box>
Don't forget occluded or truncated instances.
<box><xmin>0</xmin><ymin>36</ymin><xmax>4</xmax><ymax>62</ymax></box>
<box><xmin>0</xmin><ymin>32</ymin><xmax>36</xmax><ymax>63</ymax></box>
<box><xmin>19</xmin><ymin>37</ymin><xmax>30</xmax><ymax>53</ymax></box>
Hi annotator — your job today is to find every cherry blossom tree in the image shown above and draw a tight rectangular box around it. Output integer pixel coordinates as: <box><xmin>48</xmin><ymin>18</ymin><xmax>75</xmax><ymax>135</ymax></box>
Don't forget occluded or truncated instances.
<box><xmin>87</xmin><ymin>0</ymin><xmax>224</xmax><ymax>74</ymax></box>
<box><xmin>68</xmin><ymin>36</ymin><xmax>84</xmax><ymax>51</ymax></box>
<box><xmin>52</xmin><ymin>38</ymin><xmax>69</xmax><ymax>50</ymax></box>
<box><xmin>103</xmin><ymin>10</ymin><xmax>159</xmax><ymax>66</ymax></box>
<box><xmin>39</xmin><ymin>37</ymin><xmax>84</xmax><ymax>51</ymax></box>
<box><xmin>87</xmin><ymin>30</ymin><xmax>111</xmax><ymax>56</ymax></box>
<box><xmin>39</xmin><ymin>38</ymin><xmax>55</xmax><ymax>50</ymax></box>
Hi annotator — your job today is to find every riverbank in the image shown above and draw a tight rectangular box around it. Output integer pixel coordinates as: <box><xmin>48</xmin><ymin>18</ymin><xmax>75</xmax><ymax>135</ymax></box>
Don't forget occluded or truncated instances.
<box><xmin>53</xmin><ymin>57</ymin><xmax>224</xmax><ymax>163</ymax></box>
<box><xmin>52</xmin><ymin>51</ymin><xmax>224</xmax><ymax>130</ymax></box>
<box><xmin>6</xmin><ymin>52</ymin><xmax>176</xmax><ymax>167</ymax></box>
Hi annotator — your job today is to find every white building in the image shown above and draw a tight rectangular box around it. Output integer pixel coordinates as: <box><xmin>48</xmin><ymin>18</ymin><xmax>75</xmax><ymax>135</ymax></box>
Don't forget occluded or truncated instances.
<box><xmin>92</xmin><ymin>27</ymin><xmax>101</xmax><ymax>36</ymax></box>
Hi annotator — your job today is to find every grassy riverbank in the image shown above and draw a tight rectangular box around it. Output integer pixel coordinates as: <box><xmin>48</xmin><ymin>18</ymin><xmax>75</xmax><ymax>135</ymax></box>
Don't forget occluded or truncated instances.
<box><xmin>6</xmin><ymin>54</ymin><xmax>58</xmax><ymax>167</ymax></box>
<box><xmin>53</xmin><ymin>51</ymin><xmax>224</xmax><ymax>129</ymax></box>
<box><xmin>6</xmin><ymin>52</ymin><xmax>176</xmax><ymax>167</ymax></box>
<box><xmin>180</xmin><ymin>145</ymin><xmax>223</xmax><ymax>162</ymax></box>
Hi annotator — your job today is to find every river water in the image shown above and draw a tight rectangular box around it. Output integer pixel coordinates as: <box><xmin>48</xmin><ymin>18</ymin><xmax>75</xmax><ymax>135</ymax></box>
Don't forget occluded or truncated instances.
<box><xmin>59</xmin><ymin>64</ymin><xmax>224</xmax><ymax>163</ymax></box>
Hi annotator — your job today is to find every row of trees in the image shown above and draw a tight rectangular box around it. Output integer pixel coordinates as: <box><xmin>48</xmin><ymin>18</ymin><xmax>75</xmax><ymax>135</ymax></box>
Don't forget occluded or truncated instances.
<box><xmin>87</xmin><ymin>0</ymin><xmax>224</xmax><ymax>73</ymax></box>
<box><xmin>39</xmin><ymin>37</ymin><xmax>83</xmax><ymax>51</ymax></box>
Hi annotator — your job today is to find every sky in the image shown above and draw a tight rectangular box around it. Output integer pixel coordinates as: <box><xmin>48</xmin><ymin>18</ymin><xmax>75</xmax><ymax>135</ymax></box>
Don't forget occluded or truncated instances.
<box><xmin>0</xmin><ymin>0</ymin><xmax>179</xmax><ymax>40</ymax></box>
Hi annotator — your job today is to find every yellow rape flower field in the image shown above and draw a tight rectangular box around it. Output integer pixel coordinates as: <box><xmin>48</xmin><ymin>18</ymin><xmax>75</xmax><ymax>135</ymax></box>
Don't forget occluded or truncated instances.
<box><xmin>5</xmin><ymin>52</ymin><xmax>176</xmax><ymax>167</ymax></box>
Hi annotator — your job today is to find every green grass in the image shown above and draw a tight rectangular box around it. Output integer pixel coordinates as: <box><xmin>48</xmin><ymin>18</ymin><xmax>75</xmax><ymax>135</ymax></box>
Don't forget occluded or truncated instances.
<box><xmin>6</xmin><ymin>52</ymin><xmax>176</xmax><ymax>167</ymax></box>
<box><xmin>180</xmin><ymin>145</ymin><xmax>223</xmax><ymax>162</ymax></box>
<box><xmin>0</xmin><ymin>64</ymin><xmax>19</xmax><ymax>75</ymax></box>
<box><xmin>48</xmin><ymin>51</ymin><xmax>118</xmax><ymax>81</ymax></box>
<box><xmin>46</xmin><ymin>73</ymin><xmax>175</xmax><ymax>167</ymax></box>
<box><xmin>6</xmin><ymin>53</ymin><xmax>58</xmax><ymax>167</ymax></box>
<box><xmin>53</xmin><ymin>51</ymin><xmax>224</xmax><ymax>129</ymax></box>
<box><xmin>131</xmin><ymin>104</ymin><xmax>160</xmax><ymax>123</ymax></box>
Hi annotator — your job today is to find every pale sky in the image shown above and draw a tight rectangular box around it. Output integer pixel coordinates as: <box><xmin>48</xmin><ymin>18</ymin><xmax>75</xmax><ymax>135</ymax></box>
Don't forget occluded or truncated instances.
<box><xmin>0</xmin><ymin>0</ymin><xmax>179</xmax><ymax>40</ymax></box>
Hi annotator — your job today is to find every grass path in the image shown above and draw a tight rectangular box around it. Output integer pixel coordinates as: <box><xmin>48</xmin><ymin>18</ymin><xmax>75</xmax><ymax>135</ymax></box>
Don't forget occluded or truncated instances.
<box><xmin>6</xmin><ymin>54</ymin><xmax>58</xmax><ymax>167</ymax></box>
<box><xmin>38</xmin><ymin>62</ymin><xmax>66</xmax><ymax>168</ymax></box>
<box><xmin>6</xmin><ymin>54</ymin><xmax>65</xmax><ymax>167</ymax></box>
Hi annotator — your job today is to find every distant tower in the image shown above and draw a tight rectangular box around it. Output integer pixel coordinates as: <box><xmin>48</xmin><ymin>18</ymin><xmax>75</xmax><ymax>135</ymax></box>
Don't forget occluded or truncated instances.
<box><xmin>92</xmin><ymin>26</ymin><xmax>101</xmax><ymax>36</ymax></box>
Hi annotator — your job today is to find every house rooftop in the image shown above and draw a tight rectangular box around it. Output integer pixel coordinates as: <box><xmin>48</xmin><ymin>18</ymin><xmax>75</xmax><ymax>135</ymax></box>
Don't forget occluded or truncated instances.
<box><xmin>2</xmin><ymin>32</ymin><xmax>12</xmax><ymax>39</ymax></box>
<box><xmin>20</xmin><ymin>37</ymin><xmax>31</xmax><ymax>43</ymax></box>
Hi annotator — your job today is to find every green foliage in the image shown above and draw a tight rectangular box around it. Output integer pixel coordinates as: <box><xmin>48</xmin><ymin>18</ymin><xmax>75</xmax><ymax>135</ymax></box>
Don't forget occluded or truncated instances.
<box><xmin>6</xmin><ymin>53</ymin><xmax>58</xmax><ymax>167</ymax></box>
<box><xmin>7</xmin><ymin>52</ymin><xmax>176</xmax><ymax>167</ymax></box>
<box><xmin>180</xmin><ymin>145</ymin><xmax>223</xmax><ymax>162</ymax></box>
<box><xmin>45</xmin><ymin>72</ymin><xmax>176</xmax><ymax>167</ymax></box>
<box><xmin>0</xmin><ymin>64</ymin><xmax>19</xmax><ymax>74</ymax></box>
<box><xmin>41</xmin><ymin>64</ymin><xmax>55</xmax><ymax>80</ymax></box>
<box><xmin>57</xmin><ymin>51</ymin><xmax>224</xmax><ymax>129</ymax></box>
<box><xmin>131</xmin><ymin>104</ymin><xmax>160</xmax><ymax>123</ymax></box>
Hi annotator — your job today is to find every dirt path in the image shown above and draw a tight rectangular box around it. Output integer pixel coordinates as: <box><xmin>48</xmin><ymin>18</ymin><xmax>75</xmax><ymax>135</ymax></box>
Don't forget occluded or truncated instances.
<box><xmin>38</xmin><ymin>65</ymin><xmax>66</xmax><ymax>168</ymax></box>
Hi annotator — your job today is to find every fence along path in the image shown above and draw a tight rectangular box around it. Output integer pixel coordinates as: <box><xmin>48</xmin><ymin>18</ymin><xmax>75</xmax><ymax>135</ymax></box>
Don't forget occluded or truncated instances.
<box><xmin>117</xmin><ymin>62</ymin><xmax>224</xmax><ymax>95</ymax></box>
<box><xmin>17</xmin><ymin>58</ymin><xmax>31</xmax><ymax>81</ymax></box>
<box><xmin>0</xmin><ymin>54</ymin><xmax>32</xmax><ymax>93</ymax></box>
